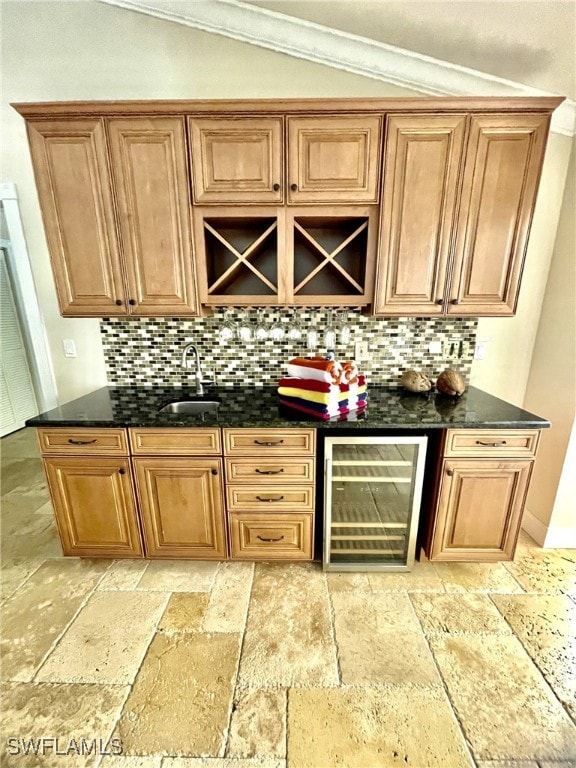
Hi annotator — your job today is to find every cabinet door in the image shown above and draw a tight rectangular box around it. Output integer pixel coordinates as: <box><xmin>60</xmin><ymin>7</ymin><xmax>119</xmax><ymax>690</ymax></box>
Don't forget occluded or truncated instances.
<box><xmin>430</xmin><ymin>459</ymin><xmax>533</xmax><ymax>561</ymax></box>
<box><xmin>188</xmin><ymin>117</ymin><xmax>283</xmax><ymax>204</ymax></box>
<box><xmin>43</xmin><ymin>457</ymin><xmax>143</xmax><ymax>558</ymax></box>
<box><xmin>373</xmin><ymin>115</ymin><xmax>466</xmax><ymax>315</ymax></box>
<box><xmin>26</xmin><ymin>119</ymin><xmax>125</xmax><ymax>316</ymax></box>
<box><xmin>134</xmin><ymin>457</ymin><xmax>227</xmax><ymax>558</ymax></box>
<box><xmin>288</xmin><ymin>116</ymin><xmax>382</xmax><ymax>203</ymax></box>
<box><xmin>449</xmin><ymin>113</ymin><xmax>549</xmax><ymax>315</ymax></box>
<box><xmin>107</xmin><ymin>118</ymin><xmax>198</xmax><ymax>315</ymax></box>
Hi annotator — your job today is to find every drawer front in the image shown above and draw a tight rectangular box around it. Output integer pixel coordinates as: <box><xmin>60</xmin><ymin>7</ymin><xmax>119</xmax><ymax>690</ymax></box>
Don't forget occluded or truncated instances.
<box><xmin>129</xmin><ymin>428</ymin><xmax>221</xmax><ymax>456</ymax></box>
<box><xmin>445</xmin><ymin>429</ymin><xmax>540</xmax><ymax>458</ymax></box>
<box><xmin>223</xmin><ymin>428</ymin><xmax>316</xmax><ymax>456</ymax></box>
<box><xmin>226</xmin><ymin>485</ymin><xmax>315</xmax><ymax>512</ymax></box>
<box><xmin>229</xmin><ymin>513</ymin><xmax>313</xmax><ymax>560</ymax></box>
<box><xmin>37</xmin><ymin>428</ymin><xmax>129</xmax><ymax>456</ymax></box>
<box><xmin>225</xmin><ymin>457</ymin><xmax>315</xmax><ymax>484</ymax></box>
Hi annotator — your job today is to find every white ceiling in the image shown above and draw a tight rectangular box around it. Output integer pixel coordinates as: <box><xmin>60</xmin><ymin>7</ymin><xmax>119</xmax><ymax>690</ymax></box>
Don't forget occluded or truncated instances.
<box><xmin>245</xmin><ymin>0</ymin><xmax>576</xmax><ymax>99</ymax></box>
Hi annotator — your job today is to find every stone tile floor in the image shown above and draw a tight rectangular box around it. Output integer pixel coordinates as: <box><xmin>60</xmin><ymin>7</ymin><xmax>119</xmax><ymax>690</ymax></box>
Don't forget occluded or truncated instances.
<box><xmin>1</xmin><ymin>427</ymin><xmax>575</xmax><ymax>768</ymax></box>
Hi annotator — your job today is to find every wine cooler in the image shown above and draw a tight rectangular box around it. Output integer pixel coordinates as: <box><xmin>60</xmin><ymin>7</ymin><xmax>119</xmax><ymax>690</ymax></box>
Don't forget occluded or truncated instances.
<box><xmin>323</xmin><ymin>436</ymin><xmax>428</xmax><ymax>571</ymax></box>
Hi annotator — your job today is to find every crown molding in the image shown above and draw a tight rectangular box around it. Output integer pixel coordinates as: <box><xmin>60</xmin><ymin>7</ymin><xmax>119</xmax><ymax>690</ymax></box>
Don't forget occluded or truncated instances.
<box><xmin>98</xmin><ymin>0</ymin><xmax>575</xmax><ymax>137</ymax></box>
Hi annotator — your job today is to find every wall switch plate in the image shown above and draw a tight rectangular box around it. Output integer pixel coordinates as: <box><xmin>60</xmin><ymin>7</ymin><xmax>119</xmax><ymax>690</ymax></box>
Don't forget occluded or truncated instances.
<box><xmin>428</xmin><ymin>340</ymin><xmax>443</xmax><ymax>354</ymax></box>
<box><xmin>355</xmin><ymin>341</ymin><xmax>369</xmax><ymax>361</ymax></box>
<box><xmin>474</xmin><ymin>342</ymin><xmax>486</xmax><ymax>360</ymax></box>
<box><xmin>63</xmin><ymin>339</ymin><xmax>77</xmax><ymax>358</ymax></box>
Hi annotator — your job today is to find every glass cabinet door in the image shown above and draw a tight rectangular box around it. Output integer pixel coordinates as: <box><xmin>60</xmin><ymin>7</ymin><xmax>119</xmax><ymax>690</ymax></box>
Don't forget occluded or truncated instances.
<box><xmin>323</xmin><ymin>436</ymin><xmax>427</xmax><ymax>571</ymax></box>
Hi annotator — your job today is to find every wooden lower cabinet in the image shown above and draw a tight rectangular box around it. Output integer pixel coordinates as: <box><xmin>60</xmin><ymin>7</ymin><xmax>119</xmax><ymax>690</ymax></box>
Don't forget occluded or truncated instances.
<box><xmin>133</xmin><ymin>457</ymin><xmax>227</xmax><ymax>558</ymax></box>
<box><xmin>429</xmin><ymin>459</ymin><xmax>533</xmax><ymax>561</ymax></box>
<box><xmin>229</xmin><ymin>513</ymin><xmax>313</xmax><ymax>560</ymax></box>
<box><xmin>43</xmin><ymin>457</ymin><xmax>144</xmax><ymax>558</ymax></box>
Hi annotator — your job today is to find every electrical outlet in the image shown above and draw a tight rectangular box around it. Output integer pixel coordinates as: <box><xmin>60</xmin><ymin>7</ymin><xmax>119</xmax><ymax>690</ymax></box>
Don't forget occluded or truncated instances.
<box><xmin>355</xmin><ymin>341</ymin><xmax>369</xmax><ymax>361</ymax></box>
<box><xmin>428</xmin><ymin>340</ymin><xmax>443</xmax><ymax>355</ymax></box>
<box><xmin>445</xmin><ymin>339</ymin><xmax>466</xmax><ymax>360</ymax></box>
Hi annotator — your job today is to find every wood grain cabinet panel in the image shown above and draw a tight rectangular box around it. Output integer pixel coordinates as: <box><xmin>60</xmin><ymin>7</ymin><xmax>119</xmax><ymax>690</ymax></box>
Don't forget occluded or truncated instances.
<box><xmin>224</xmin><ymin>428</ymin><xmax>316</xmax><ymax>455</ymax></box>
<box><xmin>288</xmin><ymin>115</ymin><xmax>382</xmax><ymax>203</ymax></box>
<box><xmin>373</xmin><ymin>114</ymin><xmax>466</xmax><ymax>315</ymax></box>
<box><xmin>430</xmin><ymin>459</ymin><xmax>533</xmax><ymax>561</ymax></box>
<box><xmin>26</xmin><ymin>119</ymin><xmax>125</xmax><ymax>316</ymax></box>
<box><xmin>43</xmin><ymin>457</ymin><xmax>143</xmax><ymax>558</ymax></box>
<box><xmin>133</xmin><ymin>457</ymin><xmax>227</xmax><ymax>558</ymax></box>
<box><xmin>37</xmin><ymin>427</ymin><xmax>129</xmax><ymax>456</ymax></box>
<box><xmin>229</xmin><ymin>513</ymin><xmax>313</xmax><ymax>560</ymax></box>
<box><xmin>107</xmin><ymin>117</ymin><xmax>198</xmax><ymax>315</ymax></box>
<box><xmin>129</xmin><ymin>427</ymin><xmax>221</xmax><ymax>456</ymax></box>
<box><xmin>188</xmin><ymin>117</ymin><xmax>284</xmax><ymax>204</ymax></box>
<box><xmin>450</xmin><ymin>113</ymin><xmax>549</xmax><ymax>315</ymax></box>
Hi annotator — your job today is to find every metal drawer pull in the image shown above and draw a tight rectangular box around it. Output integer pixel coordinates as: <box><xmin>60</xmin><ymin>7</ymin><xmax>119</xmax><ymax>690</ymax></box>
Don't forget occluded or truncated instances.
<box><xmin>257</xmin><ymin>534</ymin><xmax>285</xmax><ymax>543</ymax></box>
<box><xmin>68</xmin><ymin>439</ymin><xmax>98</xmax><ymax>445</ymax></box>
<box><xmin>256</xmin><ymin>495</ymin><xmax>284</xmax><ymax>502</ymax></box>
<box><xmin>254</xmin><ymin>439</ymin><xmax>284</xmax><ymax>446</ymax></box>
<box><xmin>476</xmin><ymin>440</ymin><xmax>507</xmax><ymax>447</ymax></box>
<box><xmin>255</xmin><ymin>468</ymin><xmax>285</xmax><ymax>475</ymax></box>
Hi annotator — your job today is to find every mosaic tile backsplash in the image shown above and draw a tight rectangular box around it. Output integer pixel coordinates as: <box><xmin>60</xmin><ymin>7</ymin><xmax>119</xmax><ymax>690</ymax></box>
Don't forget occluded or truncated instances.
<box><xmin>101</xmin><ymin>310</ymin><xmax>478</xmax><ymax>388</ymax></box>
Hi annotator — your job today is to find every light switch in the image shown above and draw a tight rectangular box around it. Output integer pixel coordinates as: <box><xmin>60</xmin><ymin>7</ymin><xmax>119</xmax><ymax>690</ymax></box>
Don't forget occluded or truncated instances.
<box><xmin>63</xmin><ymin>339</ymin><xmax>77</xmax><ymax>358</ymax></box>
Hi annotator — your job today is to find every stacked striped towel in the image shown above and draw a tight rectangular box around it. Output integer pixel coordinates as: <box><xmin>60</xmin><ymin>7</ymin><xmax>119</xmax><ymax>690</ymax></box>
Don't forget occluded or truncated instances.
<box><xmin>278</xmin><ymin>357</ymin><xmax>367</xmax><ymax>420</ymax></box>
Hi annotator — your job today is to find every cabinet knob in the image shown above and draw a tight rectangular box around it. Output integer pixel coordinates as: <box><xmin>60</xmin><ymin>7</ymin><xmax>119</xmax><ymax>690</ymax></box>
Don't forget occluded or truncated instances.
<box><xmin>451</xmin><ymin>299</ymin><xmax>459</xmax><ymax>305</ymax></box>
<box><xmin>119</xmin><ymin>468</ymin><xmax>126</xmax><ymax>475</ymax></box>
<box><xmin>273</xmin><ymin>183</ymin><xmax>280</xmax><ymax>191</ymax></box>
<box><xmin>128</xmin><ymin>299</ymin><xmax>136</xmax><ymax>306</ymax></box>
<box><xmin>436</xmin><ymin>299</ymin><xmax>444</xmax><ymax>305</ymax></box>
<box><xmin>290</xmin><ymin>183</ymin><xmax>298</xmax><ymax>192</ymax></box>
<box><xmin>446</xmin><ymin>469</ymin><xmax>454</xmax><ymax>477</ymax></box>
<box><xmin>115</xmin><ymin>299</ymin><xmax>123</xmax><ymax>306</ymax></box>
<box><xmin>211</xmin><ymin>468</ymin><xmax>218</xmax><ymax>475</ymax></box>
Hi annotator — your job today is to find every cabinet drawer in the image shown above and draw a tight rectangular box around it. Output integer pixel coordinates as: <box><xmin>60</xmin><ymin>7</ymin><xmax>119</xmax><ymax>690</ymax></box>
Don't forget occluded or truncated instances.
<box><xmin>229</xmin><ymin>513</ymin><xmax>313</xmax><ymax>560</ymax></box>
<box><xmin>129</xmin><ymin>428</ymin><xmax>221</xmax><ymax>456</ymax></box>
<box><xmin>37</xmin><ymin>428</ymin><xmax>129</xmax><ymax>456</ymax></box>
<box><xmin>225</xmin><ymin>457</ymin><xmax>315</xmax><ymax>484</ymax></box>
<box><xmin>444</xmin><ymin>429</ymin><xmax>540</xmax><ymax>458</ymax></box>
<box><xmin>223</xmin><ymin>428</ymin><xmax>315</xmax><ymax>456</ymax></box>
<box><xmin>226</xmin><ymin>485</ymin><xmax>315</xmax><ymax>512</ymax></box>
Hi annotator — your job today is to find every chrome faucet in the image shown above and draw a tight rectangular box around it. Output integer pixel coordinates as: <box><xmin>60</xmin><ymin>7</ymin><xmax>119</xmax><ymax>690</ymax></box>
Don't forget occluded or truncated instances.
<box><xmin>181</xmin><ymin>343</ymin><xmax>209</xmax><ymax>395</ymax></box>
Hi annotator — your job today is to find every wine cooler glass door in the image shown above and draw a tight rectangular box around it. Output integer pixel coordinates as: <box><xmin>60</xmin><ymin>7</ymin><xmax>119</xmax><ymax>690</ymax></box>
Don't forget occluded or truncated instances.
<box><xmin>324</xmin><ymin>436</ymin><xmax>427</xmax><ymax>572</ymax></box>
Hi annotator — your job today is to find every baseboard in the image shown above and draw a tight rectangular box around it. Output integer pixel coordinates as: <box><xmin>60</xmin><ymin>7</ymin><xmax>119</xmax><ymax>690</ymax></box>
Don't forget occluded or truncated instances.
<box><xmin>522</xmin><ymin>508</ymin><xmax>576</xmax><ymax>549</ymax></box>
<box><xmin>521</xmin><ymin>509</ymin><xmax>548</xmax><ymax>546</ymax></box>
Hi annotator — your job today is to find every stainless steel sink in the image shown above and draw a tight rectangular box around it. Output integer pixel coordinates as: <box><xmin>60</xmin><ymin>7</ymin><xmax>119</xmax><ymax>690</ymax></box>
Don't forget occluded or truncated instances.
<box><xmin>158</xmin><ymin>400</ymin><xmax>220</xmax><ymax>415</ymax></box>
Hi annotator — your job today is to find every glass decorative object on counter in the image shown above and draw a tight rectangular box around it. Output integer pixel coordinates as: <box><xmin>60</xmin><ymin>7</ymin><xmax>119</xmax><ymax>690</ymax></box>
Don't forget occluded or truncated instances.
<box><xmin>323</xmin><ymin>436</ymin><xmax>428</xmax><ymax>572</ymax></box>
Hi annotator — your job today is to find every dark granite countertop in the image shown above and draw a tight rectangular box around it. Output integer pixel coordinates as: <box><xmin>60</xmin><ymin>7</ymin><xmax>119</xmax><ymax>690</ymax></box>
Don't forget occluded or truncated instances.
<box><xmin>26</xmin><ymin>385</ymin><xmax>550</xmax><ymax>431</ymax></box>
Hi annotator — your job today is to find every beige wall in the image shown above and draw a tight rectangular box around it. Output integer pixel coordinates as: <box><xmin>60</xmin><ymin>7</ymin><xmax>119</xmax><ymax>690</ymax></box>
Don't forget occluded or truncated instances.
<box><xmin>1</xmin><ymin>0</ymin><xmax>572</xmax><ymax>412</ymax></box>
<box><xmin>523</xmin><ymin>139</ymin><xmax>576</xmax><ymax>535</ymax></box>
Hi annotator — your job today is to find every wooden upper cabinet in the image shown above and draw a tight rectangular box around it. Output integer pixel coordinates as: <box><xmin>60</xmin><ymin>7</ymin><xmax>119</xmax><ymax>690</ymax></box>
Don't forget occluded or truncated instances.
<box><xmin>107</xmin><ymin>117</ymin><xmax>198</xmax><ymax>315</ymax></box>
<box><xmin>288</xmin><ymin>115</ymin><xmax>382</xmax><ymax>203</ymax></box>
<box><xmin>26</xmin><ymin>119</ymin><xmax>125</xmax><ymax>316</ymax></box>
<box><xmin>373</xmin><ymin>114</ymin><xmax>466</xmax><ymax>315</ymax></box>
<box><xmin>188</xmin><ymin>117</ymin><xmax>284</xmax><ymax>204</ymax></box>
<box><xmin>449</xmin><ymin>113</ymin><xmax>549</xmax><ymax>315</ymax></box>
